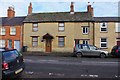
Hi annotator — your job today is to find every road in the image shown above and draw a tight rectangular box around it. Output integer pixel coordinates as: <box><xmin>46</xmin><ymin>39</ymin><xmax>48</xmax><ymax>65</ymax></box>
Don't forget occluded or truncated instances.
<box><xmin>20</xmin><ymin>56</ymin><xmax>120</xmax><ymax>79</ymax></box>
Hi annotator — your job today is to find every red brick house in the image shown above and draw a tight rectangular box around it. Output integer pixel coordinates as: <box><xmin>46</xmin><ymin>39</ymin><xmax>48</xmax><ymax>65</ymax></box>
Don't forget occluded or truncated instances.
<box><xmin>0</xmin><ymin>7</ymin><xmax>25</xmax><ymax>51</ymax></box>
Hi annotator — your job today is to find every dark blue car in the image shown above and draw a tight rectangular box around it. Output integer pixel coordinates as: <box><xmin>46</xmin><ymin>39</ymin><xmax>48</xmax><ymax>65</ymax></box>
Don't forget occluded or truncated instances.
<box><xmin>111</xmin><ymin>45</ymin><xmax>120</xmax><ymax>57</ymax></box>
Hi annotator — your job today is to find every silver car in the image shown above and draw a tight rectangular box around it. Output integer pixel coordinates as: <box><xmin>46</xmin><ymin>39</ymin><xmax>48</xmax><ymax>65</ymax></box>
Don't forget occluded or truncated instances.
<box><xmin>74</xmin><ymin>44</ymin><xmax>108</xmax><ymax>58</ymax></box>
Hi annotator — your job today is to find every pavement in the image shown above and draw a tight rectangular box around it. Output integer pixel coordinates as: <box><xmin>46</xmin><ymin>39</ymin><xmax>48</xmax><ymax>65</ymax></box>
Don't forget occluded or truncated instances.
<box><xmin>21</xmin><ymin>51</ymin><xmax>116</xmax><ymax>58</ymax></box>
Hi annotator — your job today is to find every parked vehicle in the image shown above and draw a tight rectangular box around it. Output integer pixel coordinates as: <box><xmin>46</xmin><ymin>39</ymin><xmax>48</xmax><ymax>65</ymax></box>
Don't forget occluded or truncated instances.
<box><xmin>1</xmin><ymin>49</ymin><xmax>25</xmax><ymax>79</ymax></box>
<box><xmin>73</xmin><ymin>44</ymin><xmax>108</xmax><ymax>58</ymax></box>
<box><xmin>111</xmin><ymin>45</ymin><xmax>120</xmax><ymax>57</ymax></box>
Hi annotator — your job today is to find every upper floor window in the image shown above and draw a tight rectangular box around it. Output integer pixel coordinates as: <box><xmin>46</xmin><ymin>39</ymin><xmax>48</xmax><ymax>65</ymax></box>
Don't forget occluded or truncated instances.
<box><xmin>100</xmin><ymin>38</ymin><xmax>107</xmax><ymax>48</ymax></box>
<box><xmin>100</xmin><ymin>22</ymin><xmax>107</xmax><ymax>32</ymax></box>
<box><xmin>82</xmin><ymin>27</ymin><xmax>89</xmax><ymax>34</ymax></box>
<box><xmin>10</xmin><ymin>27</ymin><xmax>16</xmax><ymax>35</ymax></box>
<box><xmin>0</xmin><ymin>27</ymin><xmax>6</xmax><ymax>35</ymax></box>
<box><xmin>33</xmin><ymin>23</ymin><xmax>38</xmax><ymax>32</ymax></box>
<box><xmin>115</xmin><ymin>23</ymin><xmax>120</xmax><ymax>32</ymax></box>
<box><xmin>58</xmin><ymin>22</ymin><xmax>65</xmax><ymax>32</ymax></box>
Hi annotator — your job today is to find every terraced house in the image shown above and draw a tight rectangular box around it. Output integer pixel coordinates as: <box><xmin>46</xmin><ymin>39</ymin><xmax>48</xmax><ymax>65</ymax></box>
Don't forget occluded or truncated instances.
<box><xmin>0</xmin><ymin>7</ymin><xmax>25</xmax><ymax>51</ymax></box>
<box><xmin>23</xmin><ymin>2</ymin><xmax>120</xmax><ymax>53</ymax></box>
<box><xmin>94</xmin><ymin>17</ymin><xmax>120</xmax><ymax>52</ymax></box>
<box><xmin>23</xmin><ymin>2</ymin><xmax>94</xmax><ymax>53</ymax></box>
<box><xmin>1</xmin><ymin>2</ymin><xmax>119</xmax><ymax>53</ymax></box>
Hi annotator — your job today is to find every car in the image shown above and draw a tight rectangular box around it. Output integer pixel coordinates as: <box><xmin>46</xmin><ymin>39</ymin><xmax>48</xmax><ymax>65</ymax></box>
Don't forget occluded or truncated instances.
<box><xmin>73</xmin><ymin>44</ymin><xmax>109</xmax><ymax>58</ymax></box>
<box><xmin>1</xmin><ymin>49</ymin><xmax>25</xmax><ymax>79</ymax></box>
<box><xmin>111</xmin><ymin>45</ymin><xmax>120</xmax><ymax>57</ymax></box>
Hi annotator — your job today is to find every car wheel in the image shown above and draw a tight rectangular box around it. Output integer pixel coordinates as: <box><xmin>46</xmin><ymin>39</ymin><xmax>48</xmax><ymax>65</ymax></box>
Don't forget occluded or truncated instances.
<box><xmin>100</xmin><ymin>53</ymin><xmax>106</xmax><ymax>58</ymax></box>
<box><xmin>76</xmin><ymin>52</ymin><xmax>82</xmax><ymax>58</ymax></box>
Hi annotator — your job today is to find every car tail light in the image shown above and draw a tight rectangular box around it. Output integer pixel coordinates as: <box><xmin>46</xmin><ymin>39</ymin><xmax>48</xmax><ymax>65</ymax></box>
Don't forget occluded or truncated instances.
<box><xmin>2</xmin><ymin>62</ymin><xmax>9</xmax><ymax>70</ymax></box>
<box><xmin>116</xmin><ymin>50</ymin><xmax>118</xmax><ymax>53</ymax></box>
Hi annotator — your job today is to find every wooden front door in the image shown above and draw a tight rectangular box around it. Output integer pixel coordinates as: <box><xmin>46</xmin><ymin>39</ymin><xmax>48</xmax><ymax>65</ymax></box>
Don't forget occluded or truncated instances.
<box><xmin>45</xmin><ymin>39</ymin><xmax>52</xmax><ymax>52</ymax></box>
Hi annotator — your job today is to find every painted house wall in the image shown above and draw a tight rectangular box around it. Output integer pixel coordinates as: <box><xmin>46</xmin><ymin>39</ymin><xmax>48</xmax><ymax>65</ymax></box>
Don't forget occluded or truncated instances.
<box><xmin>94</xmin><ymin>22</ymin><xmax>118</xmax><ymax>52</ymax></box>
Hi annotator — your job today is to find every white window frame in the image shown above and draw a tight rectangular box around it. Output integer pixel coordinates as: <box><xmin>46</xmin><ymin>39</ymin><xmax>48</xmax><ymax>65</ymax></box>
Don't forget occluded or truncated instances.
<box><xmin>115</xmin><ymin>23</ymin><xmax>120</xmax><ymax>32</ymax></box>
<box><xmin>58</xmin><ymin>23</ymin><xmax>65</xmax><ymax>32</ymax></box>
<box><xmin>100</xmin><ymin>22</ymin><xmax>108</xmax><ymax>32</ymax></box>
<box><xmin>10</xmin><ymin>27</ymin><xmax>16</xmax><ymax>35</ymax></box>
<box><xmin>83</xmin><ymin>40</ymin><xmax>88</xmax><ymax>44</ymax></box>
<box><xmin>33</xmin><ymin>23</ymin><xmax>38</xmax><ymax>32</ymax></box>
<box><xmin>82</xmin><ymin>27</ymin><xmax>89</xmax><ymax>34</ymax></box>
<box><xmin>0</xmin><ymin>40</ymin><xmax>5</xmax><ymax>47</ymax></box>
<box><xmin>0</xmin><ymin>27</ymin><xmax>6</xmax><ymax>35</ymax></box>
<box><xmin>32</xmin><ymin>37</ymin><xmax>38</xmax><ymax>47</ymax></box>
<box><xmin>100</xmin><ymin>38</ymin><xmax>107</xmax><ymax>48</ymax></box>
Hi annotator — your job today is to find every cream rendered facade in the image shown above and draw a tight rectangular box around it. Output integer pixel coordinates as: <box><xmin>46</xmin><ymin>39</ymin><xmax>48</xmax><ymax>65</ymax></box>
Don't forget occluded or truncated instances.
<box><xmin>23</xmin><ymin>22</ymin><xmax>94</xmax><ymax>52</ymax></box>
<box><xmin>94</xmin><ymin>22</ymin><xmax>120</xmax><ymax>53</ymax></box>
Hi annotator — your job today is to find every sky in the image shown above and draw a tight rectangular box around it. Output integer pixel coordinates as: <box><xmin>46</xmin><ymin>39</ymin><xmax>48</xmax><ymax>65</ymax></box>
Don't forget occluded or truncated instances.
<box><xmin>0</xmin><ymin>0</ymin><xmax>120</xmax><ymax>17</ymax></box>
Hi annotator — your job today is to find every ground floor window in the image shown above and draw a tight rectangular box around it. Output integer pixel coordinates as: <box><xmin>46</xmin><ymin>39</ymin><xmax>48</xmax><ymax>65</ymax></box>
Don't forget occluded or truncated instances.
<box><xmin>100</xmin><ymin>38</ymin><xmax>107</xmax><ymax>48</ymax></box>
<box><xmin>58</xmin><ymin>36</ymin><xmax>65</xmax><ymax>47</ymax></box>
<box><xmin>83</xmin><ymin>40</ymin><xmax>88</xmax><ymax>44</ymax></box>
<box><xmin>32</xmin><ymin>37</ymin><xmax>38</xmax><ymax>47</ymax></box>
<box><xmin>8</xmin><ymin>39</ymin><xmax>12</xmax><ymax>49</ymax></box>
<box><xmin>0</xmin><ymin>40</ymin><xmax>5</xmax><ymax>47</ymax></box>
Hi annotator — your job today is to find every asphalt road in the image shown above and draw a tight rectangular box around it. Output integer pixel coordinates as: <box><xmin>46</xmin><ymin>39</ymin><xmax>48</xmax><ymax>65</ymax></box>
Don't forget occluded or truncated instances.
<box><xmin>20</xmin><ymin>56</ymin><xmax>120</xmax><ymax>79</ymax></box>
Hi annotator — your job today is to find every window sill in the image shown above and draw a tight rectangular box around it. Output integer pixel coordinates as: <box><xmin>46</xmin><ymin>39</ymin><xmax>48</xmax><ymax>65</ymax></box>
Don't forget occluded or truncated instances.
<box><xmin>58</xmin><ymin>31</ymin><xmax>65</xmax><ymax>32</ymax></box>
<box><xmin>100</xmin><ymin>47</ymin><xmax>108</xmax><ymax>49</ymax></box>
<box><xmin>58</xmin><ymin>46</ymin><xmax>65</xmax><ymax>48</ymax></box>
<box><xmin>100</xmin><ymin>31</ymin><xmax>108</xmax><ymax>33</ymax></box>
<box><xmin>10</xmin><ymin>35</ymin><xmax>16</xmax><ymax>36</ymax></box>
<box><xmin>82</xmin><ymin>33</ymin><xmax>89</xmax><ymax>35</ymax></box>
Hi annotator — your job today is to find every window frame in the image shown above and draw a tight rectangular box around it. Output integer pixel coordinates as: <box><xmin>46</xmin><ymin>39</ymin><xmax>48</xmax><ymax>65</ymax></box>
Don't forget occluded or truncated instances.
<box><xmin>100</xmin><ymin>22</ymin><xmax>108</xmax><ymax>32</ymax></box>
<box><xmin>0</xmin><ymin>27</ymin><xmax>6</xmax><ymax>35</ymax></box>
<box><xmin>10</xmin><ymin>27</ymin><xmax>16</xmax><ymax>35</ymax></box>
<box><xmin>32</xmin><ymin>37</ymin><xmax>38</xmax><ymax>47</ymax></box>
<box><xmin>100</xmin><ymin>38</ymin><xmax>107</xmax><ymax>48</ymax></box>
<box><xmin>58</xmin><ymin>22</ymin><xmax>65</xmax><ymax>32</ymax></box>
<box><xmin>32</xmin><ymin>23</ymin><xmax>38</xmax><ymax>32</ymax></box>
<box><xmin>115</xmin><ymin>23</ymin><xmax>120</xmax><ymax>32</ymax></box>
<box><xmin>0</xmin><ymin>40</ymin><xmax>5</xmax><ymax>47</ymax></box>
<box><xmin>58</xmin><ymin>36</ymin><xmax>65</xmax><ymax>47</ymax></box>
<box><xmin>82</xmin><ymin>26</ymin><xmax>89</xmax><ymax>34</ymax></box>
<box><xmin>83</xmin><ymin>40</ymin><xmax>88</xmax><ymax>44</ymax></box>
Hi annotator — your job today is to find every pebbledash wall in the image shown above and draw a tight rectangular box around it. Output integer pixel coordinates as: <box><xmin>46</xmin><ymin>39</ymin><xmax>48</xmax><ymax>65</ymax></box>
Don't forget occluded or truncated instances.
<box><xmin>23</xmin><ymin>2</ymin><xmax>120</xmax><ymax>53</ymax></box>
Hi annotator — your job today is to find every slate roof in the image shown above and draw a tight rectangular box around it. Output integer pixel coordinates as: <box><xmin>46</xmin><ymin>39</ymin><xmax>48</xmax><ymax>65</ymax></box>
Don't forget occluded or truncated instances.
<box><xmin>0</xmin><ymin>17</ymin><xmax>25</xmax><ymax>26</ymax></box>
<box><xmin>24</xmin><ymin>12</ymin><xmax>93</xmax><ymax>22</ymax></box>
<box><xmin>94</xmin><ymin>17</ymin><xmax>120</xmax><ymax>22</ymax></box>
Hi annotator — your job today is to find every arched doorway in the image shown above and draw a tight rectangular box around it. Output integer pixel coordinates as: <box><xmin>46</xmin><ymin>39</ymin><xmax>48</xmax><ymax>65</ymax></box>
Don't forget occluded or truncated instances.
<box><xmin>43</xmin><ymin>33</ymin><xmax>54</xmax><ymax>52</ymax></box>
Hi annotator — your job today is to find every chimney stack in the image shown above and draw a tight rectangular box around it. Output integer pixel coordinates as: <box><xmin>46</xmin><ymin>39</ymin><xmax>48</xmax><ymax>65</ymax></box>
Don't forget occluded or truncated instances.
<box><xmin>28</xmin><ymin>2</ymin><xmax>32</xmax><ymax>15</ymax></box>
<box><xmin>7</xmin><ymin>6</ymin><xmax>15</xmax><ymax>18</ymax></box>
<box><xmin>70</xmin><ymin>2</ymin><xmax>74</xmax><ymax>14</ymax></box>
<box><xmin>87</xmin><ymin>2</ymin><xmax>94</xmax><ymax>16</ymax></box>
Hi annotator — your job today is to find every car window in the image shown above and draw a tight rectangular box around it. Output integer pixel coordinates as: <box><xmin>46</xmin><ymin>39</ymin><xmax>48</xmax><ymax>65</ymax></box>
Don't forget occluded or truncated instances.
<box><xmin>82</xmin><ymin>45</ymin><xmax>89</xmax><ymax>50</ymax></box>
<box><xmin>89</xmin><ymin>45</ymin><xmax>97</xmax><ymax>50</ymax></box>
<box><xmin>78</xmin><ymin>44</ymin><xmax>82</xmax><ymax>49</ymax></box>
<box><xmin>2</xmin><ymin>50</ymin><xmax>20</xmax><ymax>62</ymax></box>
<box><xmin>112</xmin><ymin>46</ymin><xmax>118</xmax><ymax>50</ymax></box>
<box><xmin>118</xmin><ymin>46</ymin><xmax>120</xmax><ymax>50</ymax></box>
